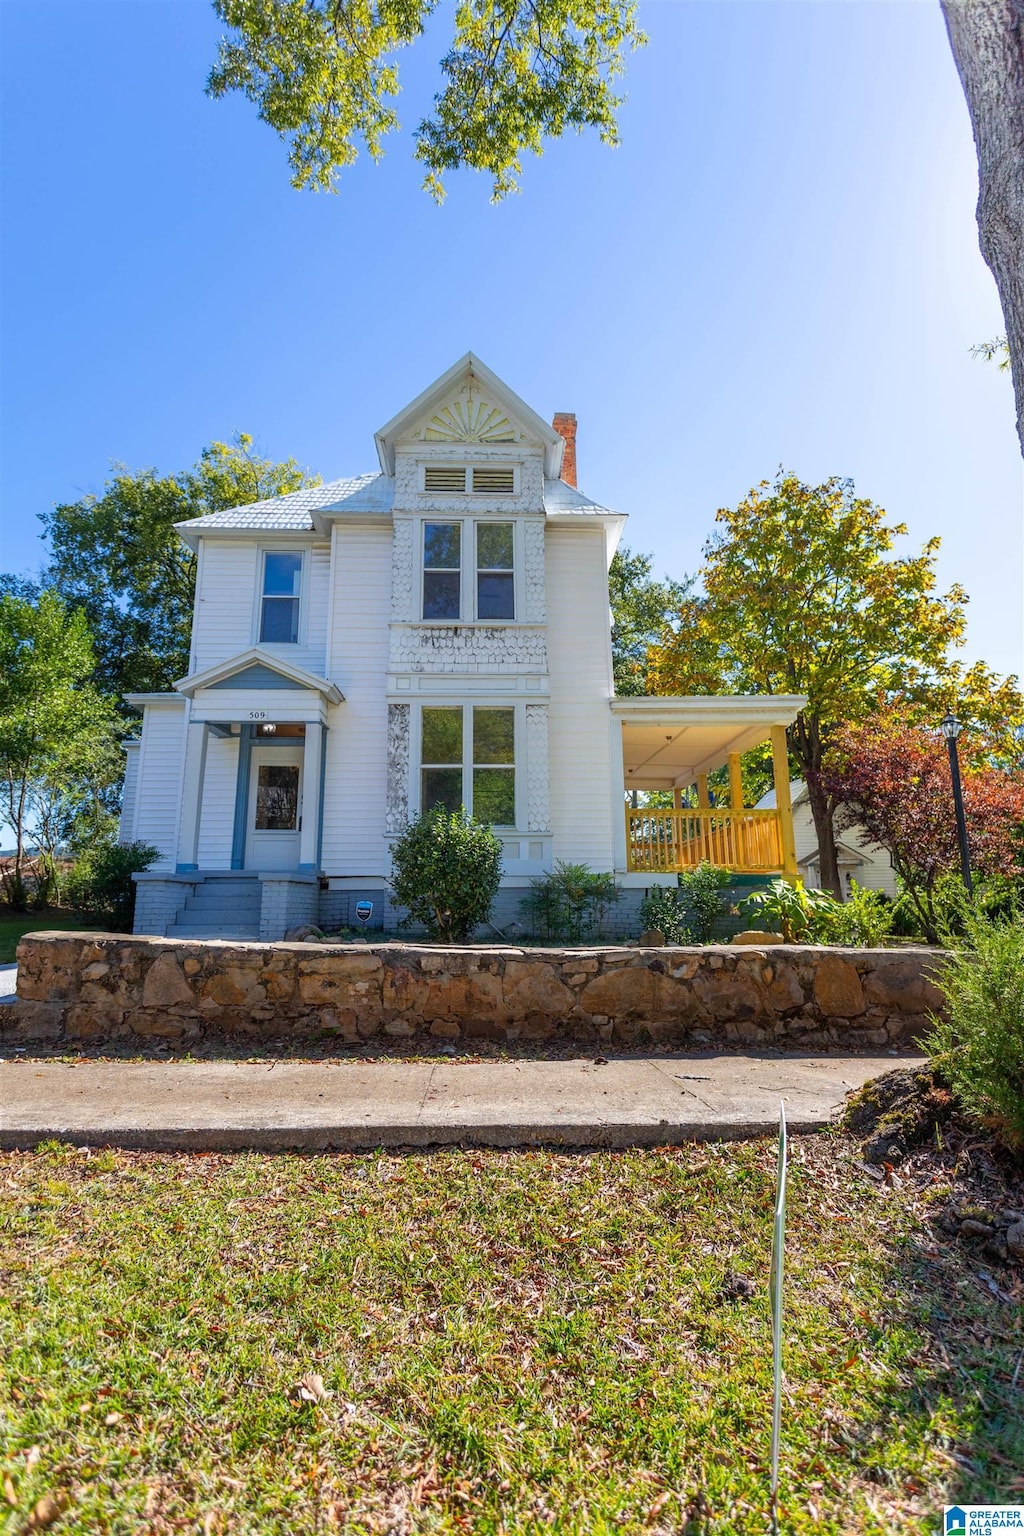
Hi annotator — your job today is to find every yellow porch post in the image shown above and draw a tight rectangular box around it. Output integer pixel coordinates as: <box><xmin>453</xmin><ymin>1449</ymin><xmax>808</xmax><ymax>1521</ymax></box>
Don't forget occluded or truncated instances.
<box><xmin>696</xmin><ymin>774</ymin><xmax>710</xmax><ymax>809</ymax></box>
<box><xmin>728</xmin><ymin>753</ymin><xmax>744</xmax><ymax>810</ymax></box>
<box><xmin>770</xmin><ymin>725</ymin><xmax>799</xmax><ymax>883</ymax></box>
<box><xmin>673</xmin><ymin>786</ymin><xmax>684</xmax><ymax>810</ymax></box>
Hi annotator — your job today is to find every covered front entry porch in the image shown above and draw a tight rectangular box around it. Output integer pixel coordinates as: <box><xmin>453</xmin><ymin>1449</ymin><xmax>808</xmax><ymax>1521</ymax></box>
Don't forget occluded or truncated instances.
<box><xmin>173</xmin><ymin>648</ymin><xmax>343</xmax><ymax>877</ymax></box>
<box><xmin>611</xmin><ymin>696</ymin><xmax>805</xmax><ymax>881</ymax></box>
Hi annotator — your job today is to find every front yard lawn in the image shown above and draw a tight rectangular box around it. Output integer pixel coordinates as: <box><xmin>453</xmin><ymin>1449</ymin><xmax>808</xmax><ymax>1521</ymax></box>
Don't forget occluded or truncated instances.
<box><xmin>1</xmin><ymin>1136</ymin><xmax>1020</xmax><ymax>1534</ymax></box>
<box><xmin>0</xmin><ymin>911</ymin><xmax>99</xmax><ymax>966</ymax></box>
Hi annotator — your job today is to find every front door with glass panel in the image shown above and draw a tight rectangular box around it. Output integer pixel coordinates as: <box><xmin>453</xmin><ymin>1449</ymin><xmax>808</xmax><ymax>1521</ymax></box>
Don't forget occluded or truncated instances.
<box><xmin>245</xmin><ymin>745</ymin><xmax>303</xmax><ymax>870</ymax></box>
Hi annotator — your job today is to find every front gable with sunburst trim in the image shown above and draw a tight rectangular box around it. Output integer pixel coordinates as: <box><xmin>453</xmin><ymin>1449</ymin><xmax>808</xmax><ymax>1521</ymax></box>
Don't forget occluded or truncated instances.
<box><xmin>375</xmin><ymin>352</ymin><xmax>564</xmax><ymax>478</ymax></box>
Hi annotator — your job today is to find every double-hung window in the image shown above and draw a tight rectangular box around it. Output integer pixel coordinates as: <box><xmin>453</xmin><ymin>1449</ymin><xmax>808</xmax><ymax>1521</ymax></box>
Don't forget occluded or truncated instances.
<box><xmin>259</xmin><ymin>551</ymin><xmax>302</xmax><ymax>643</ymax></box>
<box><xmin>422</xmin><ymin>523</ymin><xmax>461</xmax><ymax>620</ymax></box>
<box><xmin>476</xmin><ymin>522</ymin><xmax>514</xmax><ymax>620</ymax></box>
<box><xmin>420</xmin><ymin>706</ymin><xmax>516</xmax><ymax>826</ymax></box>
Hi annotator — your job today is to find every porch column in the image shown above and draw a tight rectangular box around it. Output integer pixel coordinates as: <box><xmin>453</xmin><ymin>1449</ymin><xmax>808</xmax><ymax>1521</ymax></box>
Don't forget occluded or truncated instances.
<box><xmin>298</xmin><ymin>720</ymin><xmax>326</xmax><ymax>873</ymax></box>
<box><xmin>696</xmin><ymin>774</ymin><xmax>711</xmax><ymax>809</ymax></box>
<box><xmin>770</xmin><ymin>725</ymin><xmax>799</xmax><ymax>882</ymax></box>
<box><xmin>672</xmin><ymin>786</ymin><xmax>684</xmax><ymax>810</ymax></box>
<box><xmin>176</xmin><ymin>719</ymin><xmax>209</xmax><ymax>872</ymax></box>
<box><xmin>728</xmin><ymin>753</ymin><xmax>744</xmax><ymax>811</ymax></box>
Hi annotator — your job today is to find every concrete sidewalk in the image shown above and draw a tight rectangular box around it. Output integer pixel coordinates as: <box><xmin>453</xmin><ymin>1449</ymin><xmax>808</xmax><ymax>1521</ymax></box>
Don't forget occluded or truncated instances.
<box><xmin>0</xmin><ymin>1053</ymin><xmax>913</xmax><ymax>1151</ymax></box>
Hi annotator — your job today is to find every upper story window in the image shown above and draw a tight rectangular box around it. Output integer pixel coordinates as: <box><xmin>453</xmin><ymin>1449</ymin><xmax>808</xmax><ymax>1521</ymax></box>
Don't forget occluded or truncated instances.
<box><xmin>259</xmin><ymin>551</ymin><xmax>302</xmax><ymax>643</ymax></box>
<box><xmin>423</xmin><ymin>523</ymin><xmax>461</xmax><ymax>620</ymax></box>
<box><xmin>477</xmin><ymin>522</ymin><xmax>514</xmax><ymax>620</ymax></box>
<box><xmin>421</xmin><ymin>520</ymin><xmax>517</xmax><ymax>622</ymax></box>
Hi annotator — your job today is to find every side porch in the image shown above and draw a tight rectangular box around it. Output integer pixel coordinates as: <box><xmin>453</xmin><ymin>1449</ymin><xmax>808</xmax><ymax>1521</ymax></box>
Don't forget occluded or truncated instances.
<box><xmin>611</xmin><ymin>696</ymin><xmax>805</xmax><ymax>883</ymax></box>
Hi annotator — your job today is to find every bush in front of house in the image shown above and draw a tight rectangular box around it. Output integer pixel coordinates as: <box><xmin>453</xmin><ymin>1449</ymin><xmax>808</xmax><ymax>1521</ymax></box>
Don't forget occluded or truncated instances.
<box><xmin>927</xmin><ymin>910</ymin><xmax>1024</xmax><ymax>1149</ymax></box>
<box><xmin>809</xmin><ymin>880</ymin><xmax>893</xmax><ymax>947</ymax></box>
<box><xmin>389</xmin><ymin>807</ymin><xmax>502</xmax><ymax>943</ymax></box>
<box><xmin>520</xmin><ymin>862</ymin><xmax>621</xmax><ymax>944</ymax></box>
<box><xmin>638</xmin><ymin>885</ymin><xmax>693</xmax><ymax>944</ymax></box>
<box><xmin>65</xmin><ymin>839</ymin><xmax>161</xmax><ymax>931</ymax></box>
<box><xmin>637</xmin><ymin>863</ymin><xmax>731</xmax><ymax>944</ymax></box>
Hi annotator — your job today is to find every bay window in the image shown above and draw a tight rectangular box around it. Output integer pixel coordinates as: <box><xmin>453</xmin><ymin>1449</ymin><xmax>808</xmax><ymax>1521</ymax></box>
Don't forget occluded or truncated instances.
<box><xmin>420</xmin><ymin>705</ymin><xmax>516</xmax><ymax>826</ymax></box>
<box><xmin>422</xmin><ymin>523</ymin><xmax>461</xmax><ymax>620</ymax></box>
<box><xmin>476</xmin><ymin>522</ymin><xmax>514</xmax><ymax>619</ymax></box>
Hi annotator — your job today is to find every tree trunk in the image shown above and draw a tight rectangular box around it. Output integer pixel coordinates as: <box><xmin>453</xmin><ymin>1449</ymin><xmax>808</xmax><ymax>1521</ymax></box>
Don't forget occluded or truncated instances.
<box><xmin>803</xmin><ymin>770</ymin><xmax>842</xmax><ymax>898</ymax></box>
<box><xmin>942</xmin><ymin>0</ymin><xmax>1024</xmax><ymax>459</ymax></box>
<box><xmin>790</xmin><ymin>715</ymin><xmax>843</xmax><ymax>897</ymax></box>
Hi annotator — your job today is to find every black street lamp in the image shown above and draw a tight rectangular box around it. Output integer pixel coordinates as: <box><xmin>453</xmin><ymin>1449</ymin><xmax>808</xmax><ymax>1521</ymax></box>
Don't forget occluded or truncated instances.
<box><xmin>940</xmin><ymin>712</ymin><xmax>973</xmax><ymax>897</ymax></box>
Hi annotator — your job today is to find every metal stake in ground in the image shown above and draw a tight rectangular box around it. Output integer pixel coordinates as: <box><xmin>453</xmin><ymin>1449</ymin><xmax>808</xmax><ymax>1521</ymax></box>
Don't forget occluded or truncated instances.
<box><xmin>770</xmin><ymin>1101</ymin><xmax>788</xmax><ymax>1536</ymax></box>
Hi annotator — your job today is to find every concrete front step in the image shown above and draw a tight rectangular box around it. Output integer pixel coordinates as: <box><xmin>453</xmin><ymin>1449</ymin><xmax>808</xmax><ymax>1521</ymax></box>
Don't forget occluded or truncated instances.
<box><xmin>164</xmin><ymin>921</ymin><xmax>260</xmax><ymax>933</ymax></box>
<box><xmin>180</xmin><ymin>894</ymin><xmax>260</xmax><ymax>909</ymax></box>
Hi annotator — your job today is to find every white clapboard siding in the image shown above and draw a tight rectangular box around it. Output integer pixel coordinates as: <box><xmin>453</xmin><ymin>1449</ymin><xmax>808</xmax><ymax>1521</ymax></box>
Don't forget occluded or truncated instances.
<box><xmin>119</xmin><ymin>742</ymin><xmax>141</xmax><ymax>844</ymax></box>
<box><xmin>319</xmin><ymin>523</ymin><xmax>392</xmax><ymax>876</ymax></box>
<box><xmin>133</xmin><ymin>701</ymin><xmax>186</xmax><ymax>869</ymax></box>
<box><xmin>192</xmin><ymin>541</ymin><xmax>259</xmax><ymax>672</ymax></box>
<box><xmin>545</xmin><ymin>525</ymin><xmax>617</xmax><ymax>870</ymax></box>
<box><xmin>192</xmin><ymin>540</ymin><xmax>331</xmax><ymax>677</ymax></box>
<box><xmin>197</xmin><ymin>733</ymin><xmax>239</xmax><ymax>869</ymax></box>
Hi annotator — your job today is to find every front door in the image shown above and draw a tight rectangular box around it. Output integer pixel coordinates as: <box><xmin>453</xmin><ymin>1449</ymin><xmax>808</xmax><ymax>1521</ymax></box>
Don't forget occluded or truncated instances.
<box><xmin>245</xmin><ymin>744</ymin><xmax>303</xmax><ymax>870</ymax></box>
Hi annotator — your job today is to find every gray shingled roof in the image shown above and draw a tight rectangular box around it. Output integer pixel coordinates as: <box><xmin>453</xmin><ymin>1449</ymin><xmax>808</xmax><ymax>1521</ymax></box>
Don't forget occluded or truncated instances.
<box><xmin>174</xmin><ymin>469</ymin><xmax>617</xmax><ymax>534</ymax></box>
<box><xmin>174</xmin><ymin>474</ymin><xmax>387</xmax><ymax>533</ymax></box>
<box><xmin>543</xmin><ymin>478</ymin><xmax>619</xmax><ymax>515</ymax></box>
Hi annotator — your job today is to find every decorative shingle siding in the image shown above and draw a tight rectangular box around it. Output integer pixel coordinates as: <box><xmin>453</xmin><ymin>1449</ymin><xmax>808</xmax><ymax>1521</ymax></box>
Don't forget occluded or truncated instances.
<box><xmin>522</xmin><ymin>519</ymin><xmax>547</xmax><ymax>622</ymax></box>
<box><xmin>525</xmin><ymin>704</ymin><xmax>551</xmax><ymax>831</ymax></box>
<box><xmin>388</xmin><ymin>625</ymin><xmax>548</xmax><ymax>673</ymax></box>
<box><xmin>385</xmin><ymin>704</ymin><xmax>411</xmax><ymax>835</ymax></box>
<box><xmin>390</xmin><ymin>516</ymin><xmax>415</xmax><ymax>621</ymax></box>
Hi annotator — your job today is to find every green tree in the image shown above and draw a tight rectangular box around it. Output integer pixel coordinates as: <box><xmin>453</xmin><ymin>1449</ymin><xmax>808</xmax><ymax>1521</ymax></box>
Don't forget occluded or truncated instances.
<box><xmin>207</xmin><ymin>4</ymin><xmax>1024</xmax><ymax>463</ymax></box>
<box><xmin>0</xmin><ymin>592</ymin><xmax>121</xmax><ymax>909</ymax></box>
<box><xmin>41</xmin><ymin>435</ymin><xmax>318</xmax><ymax>702</ymax></box>
<box><xmin>608</xmin><ymin>546</ymin><xmax>687</xmax><ymax>697</ymax></box>
<box><xmin>207</xmin><ymin>0</ymin><xmax>644</xmax><ymax>200</ymax></box>
<box><xmin>646</xmin><ymin>472</ymin><xmax>1022</xmax><ymax>897</ymax></box>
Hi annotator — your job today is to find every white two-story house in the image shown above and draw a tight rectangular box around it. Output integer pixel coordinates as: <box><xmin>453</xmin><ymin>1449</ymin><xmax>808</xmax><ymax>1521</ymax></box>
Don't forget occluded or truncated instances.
<box><xmin>123</xmin><ymin>354</ymin><xmax>804</xmax><ymax>939</ymax></box>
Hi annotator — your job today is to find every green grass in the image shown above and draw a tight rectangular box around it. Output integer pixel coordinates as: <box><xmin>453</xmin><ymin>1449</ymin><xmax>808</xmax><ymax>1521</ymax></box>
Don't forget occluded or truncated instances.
<box><xmin>0</xmin><ymin>1137</ymin><xmax>1020</xmax><ymax>1534</ymax></box>
<box><xmin>0</xmin><ymin>912</ymin><xmax>99</xmax><ymax>965</ymax></box>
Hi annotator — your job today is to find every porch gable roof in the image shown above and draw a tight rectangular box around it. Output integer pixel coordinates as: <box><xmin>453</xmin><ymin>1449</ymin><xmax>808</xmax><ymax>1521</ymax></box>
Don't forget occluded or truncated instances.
<box><xmin>173</xmin><ymin>647</ymin><xmax>344</xmax><ymax>703</ymax></box>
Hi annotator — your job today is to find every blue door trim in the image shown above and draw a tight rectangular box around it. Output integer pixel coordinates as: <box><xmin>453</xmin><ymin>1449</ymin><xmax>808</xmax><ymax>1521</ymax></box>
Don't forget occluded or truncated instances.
<box><xmin>230</xmin><ymin>726</ymin><xmax>254</xmax><ymax>869</ymax></box>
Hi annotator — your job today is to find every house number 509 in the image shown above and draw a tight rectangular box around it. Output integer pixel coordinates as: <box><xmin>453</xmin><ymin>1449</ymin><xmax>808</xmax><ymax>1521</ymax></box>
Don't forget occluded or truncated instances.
<box><xmin>248</xmin><ymin>710</ymin><xmax>267</xmax><ymax>720</ymax></box>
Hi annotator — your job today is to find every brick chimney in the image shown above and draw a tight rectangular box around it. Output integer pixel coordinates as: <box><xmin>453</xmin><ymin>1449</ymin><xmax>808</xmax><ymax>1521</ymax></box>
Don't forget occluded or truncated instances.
<box><xmin>552</xmin><ymin>412</ymin><xmax>577</xmax><ymax>487</ymax></box>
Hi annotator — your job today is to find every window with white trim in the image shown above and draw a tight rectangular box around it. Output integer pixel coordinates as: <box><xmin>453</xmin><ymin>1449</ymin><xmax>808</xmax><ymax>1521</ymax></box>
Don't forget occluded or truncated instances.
<box><xmin>420</xmin><ymin>706</ymin><xmax>516</xmax><ymax>826</ymax></box>
<box><xmin>422</xmin><ymin>523</ymin><xmax>461</xmax><ymax>620</ymax></box>
<box><xmin>476</xmin><ymin>522</ymin><xmax>515</xmax><ymax>620</ymax></box>
<box><xmin>259</xmin><ymin>551</ymin><xmax>303</xmax><ymax>643</ymax></box>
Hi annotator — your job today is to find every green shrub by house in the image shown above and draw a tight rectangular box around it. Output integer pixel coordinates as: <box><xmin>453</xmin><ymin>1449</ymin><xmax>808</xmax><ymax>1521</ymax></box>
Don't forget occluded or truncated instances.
<box><xmin>65</xmin><ymin>840</ymin><xmax>160</xmax><ymax>931</ymax></box>
<box><xmin>928</xmin><ymin>911</ymin><xmax>1024</xmax><ymax>1149</ymax></box>
<box><xmin>637</xmin><ymin>863</ymin><xmax>731</xmax><ymax>944</ymax></box>
<box><xmin>520</xmin><ymin>862</ymin><xmax>621</xmax><ymax>943</ymax></box>
<box><xmin>389</xmin><ymin>808</ymin><xmax>502</xmax><ymax>943</ymax></box>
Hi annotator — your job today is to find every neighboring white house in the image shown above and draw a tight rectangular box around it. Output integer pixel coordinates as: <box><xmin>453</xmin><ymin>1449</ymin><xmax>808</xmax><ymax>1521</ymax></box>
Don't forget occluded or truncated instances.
<box><xmin>123</xmin><ymin>354</ymin><xmax>805</xmax><ymax>938</ymax></box>
<box><xmin>756</xmin><ymin>781</ymin><xmax>898</xmax><ymax>898</ymax></box>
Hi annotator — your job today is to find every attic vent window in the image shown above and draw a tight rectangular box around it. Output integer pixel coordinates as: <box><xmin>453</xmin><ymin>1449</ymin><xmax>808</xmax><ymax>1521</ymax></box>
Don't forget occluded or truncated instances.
<box><xmin>471</xmin><ymin>467</ymin><xmax>515</xmax><ymax>494</ymax></box>
<box><xmin>424</xmin><ymin>465</ymin><xmax>467</xmax><ymax>493</ymax></box>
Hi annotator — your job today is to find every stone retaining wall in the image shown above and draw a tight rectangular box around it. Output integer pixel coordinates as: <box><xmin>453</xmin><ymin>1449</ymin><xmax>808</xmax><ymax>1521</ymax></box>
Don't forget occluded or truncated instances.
<box><xmin>7</xmin><ymin>933</ymin><xmax>948</xmax><ymax>1051</ymax></box>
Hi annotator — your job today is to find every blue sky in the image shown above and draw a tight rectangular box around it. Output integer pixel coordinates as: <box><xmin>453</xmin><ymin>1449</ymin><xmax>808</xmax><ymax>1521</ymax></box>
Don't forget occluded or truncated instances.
<box><xmin>1</xmin><ymin>0</ymin><xmax>1021</xmax><ymax>681</ymax></box>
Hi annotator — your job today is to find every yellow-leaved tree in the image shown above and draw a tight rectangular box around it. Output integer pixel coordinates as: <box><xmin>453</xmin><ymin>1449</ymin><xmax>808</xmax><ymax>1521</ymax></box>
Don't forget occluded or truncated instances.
<box><xmin>646</xmin><ymin>471</ymin><xmax>1023</xmax><ymax>896</ymax></box>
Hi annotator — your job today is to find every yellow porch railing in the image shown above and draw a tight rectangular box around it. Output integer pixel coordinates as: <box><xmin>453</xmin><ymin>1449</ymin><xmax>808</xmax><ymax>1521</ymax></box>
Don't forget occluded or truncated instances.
<box><xmin>626</xmin><ymin>806</ymin><xmax>785</xmax><ymax>875</ymax></box>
